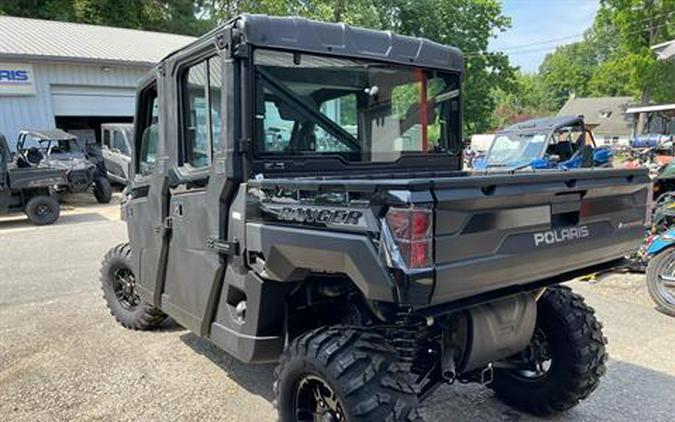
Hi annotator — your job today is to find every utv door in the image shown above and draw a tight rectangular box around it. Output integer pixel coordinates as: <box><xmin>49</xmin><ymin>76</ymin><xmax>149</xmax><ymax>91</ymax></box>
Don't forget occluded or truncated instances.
<box><xmin>159</xmin><ymin>54</ymin><xmax>228</xmax><ymax>335</ymax></box>
<box><xmin>124</xmin><ymin>80</ymin><xmax>170</xmax><ymax>306</ymax></box>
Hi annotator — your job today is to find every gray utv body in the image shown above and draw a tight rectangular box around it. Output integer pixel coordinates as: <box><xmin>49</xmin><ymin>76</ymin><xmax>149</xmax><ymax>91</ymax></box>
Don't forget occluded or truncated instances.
<box><xmin>16</xmin><ymin>129</ymin><xmax>112</xmax><ymax>204</ymax></box>
<box><xmin>16</xmin><ymin>129</ymin><xmax>106</xmax><ymax>194</ymax></box>
<box><xmin>108</xmin><ymin>15</ymin><xmax>650</xmax><ymax>417</ymax></box>
<box><xmin>122</xmin><ymin>14</ymin><xmax>649</xmax><ymax>363</ymax></box>
<box><xmin>0</xmin><ymin>133</ymin><xmax>66</xmax><ymax>222</ymax></box>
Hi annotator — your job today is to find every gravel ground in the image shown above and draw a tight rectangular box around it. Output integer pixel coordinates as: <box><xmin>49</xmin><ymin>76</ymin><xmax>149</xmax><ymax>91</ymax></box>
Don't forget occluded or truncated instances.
<box><xmin>1</xmin><ymin>206</ymin><xmax>674</xmax><ymax>421</ymax></box>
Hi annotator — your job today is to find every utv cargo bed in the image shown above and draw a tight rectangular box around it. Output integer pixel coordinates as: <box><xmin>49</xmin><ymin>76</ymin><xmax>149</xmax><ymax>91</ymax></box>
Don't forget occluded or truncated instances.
<box><xmin>250</xmin><ymin>168</ymin><xmax>649</xmax><ymax>306</ymax></box>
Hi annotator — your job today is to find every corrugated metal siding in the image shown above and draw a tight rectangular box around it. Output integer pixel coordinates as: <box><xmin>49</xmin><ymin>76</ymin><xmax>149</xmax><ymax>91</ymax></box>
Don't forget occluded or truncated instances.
<box><xmin>0</xmin><ymin>61</ymin><xmax>149</xmax><ymax>149</ymax></box>
<box><xmin>0</xmin><ymin>16</ymin><xmax>195</xmax><ymax>65</ymax></box>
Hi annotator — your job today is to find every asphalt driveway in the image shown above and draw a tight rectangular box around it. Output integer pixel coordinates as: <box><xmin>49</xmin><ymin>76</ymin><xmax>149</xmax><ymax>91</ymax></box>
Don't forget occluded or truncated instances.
<box><xmin>1</xmin><ymin>210</ymin><xmax>674</xmax><ymax>421</ymax></box>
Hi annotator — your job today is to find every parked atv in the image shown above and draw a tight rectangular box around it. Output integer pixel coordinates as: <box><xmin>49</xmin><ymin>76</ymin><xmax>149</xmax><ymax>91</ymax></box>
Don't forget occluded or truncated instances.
<box><xmin>99</xmin><ymin>15</ymin><xmax>649</xmax><ymax>421</ymax></box>
<box><xmin>645</xmin><ymin>226</ymin><xmax>675</xmax><ymax>316</ymax></box>
<box><xmin>626</xmin><ymin>193</ymin><xmax>675</xmax><ymax>272</ymax></box>
<box><xmin>16</xmin><ymin>129</ymin><xmax>112</xmax><ymax>203</ymax></box>
<box><xmin>474</xmin><ymin>115</ymin><xmax>613</xmax><ymax>172</ymax></box>
<box><xmin>0</xmin><ymin>133</ymin><xmax>64</xmax><ymax>225</ymax></box>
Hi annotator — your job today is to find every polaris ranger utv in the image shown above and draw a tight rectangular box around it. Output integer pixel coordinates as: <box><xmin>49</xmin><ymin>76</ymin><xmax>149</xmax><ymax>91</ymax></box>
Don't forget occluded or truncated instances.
<box><xmin>16</xmin><ymin>129</ymin><xmax>112</xmax><ymax>203</ymax></box>
<box><xmin>0</xmin><ymin>133</ymin><xmax>64</xmax><ymax>225</ymax></box>
<box><xmin>100</xmin><ymin>15</ymin><xmax>649</xmax><ymax>421</ymax></box>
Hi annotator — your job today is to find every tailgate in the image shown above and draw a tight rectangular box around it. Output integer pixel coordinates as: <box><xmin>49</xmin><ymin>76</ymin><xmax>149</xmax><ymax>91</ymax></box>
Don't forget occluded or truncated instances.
<box><xmin>431</xmin><ymin>169</ymin><xmax>649</xmax><ymax>305</ymax></box>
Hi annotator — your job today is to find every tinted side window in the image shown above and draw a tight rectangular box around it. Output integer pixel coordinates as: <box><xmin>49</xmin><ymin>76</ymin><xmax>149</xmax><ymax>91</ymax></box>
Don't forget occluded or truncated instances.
<box><xmin>184</xmin><ymin>61</ymin><xmax>210</xmax><ymax>168</ymax></box>
<box><xmin>181</xmin><ymin>56</ymin><xmax>223</xmax><ymax>169</ymax></box>
<box><xmin>208</xmin><ymin>56</ymin><xmax>223</xmax><ymax>154</ymax></box>
<box><xmin>102</xmin><ymin>130</ymin><xmax>111</xmax><ymax>148</ymax></box>
<box><xmin>113</xmin><ymin>131</ymin><xmax>129</xmax><ymax>155</ymax></box>
<box><xmin>137</xmin><ymin>85</ymin><xmax>159</xmax><ymax>176</ymax></box>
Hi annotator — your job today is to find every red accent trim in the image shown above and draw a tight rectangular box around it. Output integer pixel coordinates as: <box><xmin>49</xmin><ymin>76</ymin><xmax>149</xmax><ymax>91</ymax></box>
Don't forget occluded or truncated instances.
<box><xmin>416</xmin><ymin>69</ymin><xmax>428</xmax><ymax>152</ymax></box>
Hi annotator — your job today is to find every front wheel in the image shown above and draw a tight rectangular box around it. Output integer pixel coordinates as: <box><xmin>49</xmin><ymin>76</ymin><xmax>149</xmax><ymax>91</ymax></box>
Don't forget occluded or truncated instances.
<box><xmin>490</xmin><ymin>285</ymin><xmax>607</xmax><ymax>415</ymax></box>
<box><xmin>646</xmin><ymin>248</ymin><xmax>675</xmax><ymax>317</ymax></box>
<box><xmin>93</xmin><ymin>177</ymin><xmax>112</xmax><ymax>204</ymax></box>
<box><xmin>25</xmin><ymin>195</ymin><xmax>60</xmax><ymax>225</ymax></box>
<box><xmin>100</xmin><ymin>243</ymin><xmax>166</xmax><ymax>330</ymax></box>
<box><xmin>274</xmin><ymin>327</ymin><xmax>422</xmax><ymax>422</ymax></box>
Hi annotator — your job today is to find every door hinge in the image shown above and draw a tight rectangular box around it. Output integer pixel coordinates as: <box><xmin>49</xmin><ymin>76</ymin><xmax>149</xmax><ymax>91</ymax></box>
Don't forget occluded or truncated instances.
<box><xmin>206</xmin><ymin>237</ymin><xmax>240</xmax><ymax>255</ymax></box>
<box><xmin>239</xmin><ymin>138</ymin><xmax>252</xmax><ymax>153</ymax></box>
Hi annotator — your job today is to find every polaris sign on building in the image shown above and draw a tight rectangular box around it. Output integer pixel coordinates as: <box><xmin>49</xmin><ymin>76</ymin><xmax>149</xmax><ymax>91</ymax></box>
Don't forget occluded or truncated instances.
<box><xmin>0</xmin><ymin>16</ymin><xmax>193</xmax><ymax>148</ymax></box>
<box><xmin>0</xmin><ymin>63</ymin><xmax>35</xmax><ymax>96</ymax></box>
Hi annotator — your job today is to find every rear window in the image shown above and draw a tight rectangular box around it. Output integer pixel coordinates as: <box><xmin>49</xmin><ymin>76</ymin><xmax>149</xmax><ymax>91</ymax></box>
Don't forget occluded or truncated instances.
<box><xmin>253</xmin><ymin>50</ymin><xmax>461</xmax><ymax>163</ymax></box>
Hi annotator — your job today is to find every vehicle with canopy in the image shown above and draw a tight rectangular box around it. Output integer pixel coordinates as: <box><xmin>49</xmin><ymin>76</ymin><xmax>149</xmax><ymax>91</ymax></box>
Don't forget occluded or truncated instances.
<box><xmin>474</xmin><ymin>116</ymin><xmax>612</xmax><ymax>172</ymax></box>
<box><xmin>16</xmin><ymin>129</ymin><xmax>112</xmax><ymax>203</ymax></box>
<box><xmin>0</xmin><ymin>133</ymin><xmax>64</xmax><ymax>224</ymax></box>
<box><xmin>98</xmin><ymin>15</ymin><xmax>648</xmax><ymax>422</ymax></box>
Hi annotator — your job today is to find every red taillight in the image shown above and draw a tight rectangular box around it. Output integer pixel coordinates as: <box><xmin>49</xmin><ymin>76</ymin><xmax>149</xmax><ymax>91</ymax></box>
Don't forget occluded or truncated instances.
<box><xmin>385</xmin><ymin>206</ymin><xmax>433</xmax><ymax>270</ymax></box>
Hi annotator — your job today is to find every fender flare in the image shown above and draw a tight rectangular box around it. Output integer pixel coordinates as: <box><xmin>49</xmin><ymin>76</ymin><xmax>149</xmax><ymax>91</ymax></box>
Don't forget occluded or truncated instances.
<box><xmin>245</xmin><ymin>223</ymin><xmax>398</xmax><ymax>303</ymax></box>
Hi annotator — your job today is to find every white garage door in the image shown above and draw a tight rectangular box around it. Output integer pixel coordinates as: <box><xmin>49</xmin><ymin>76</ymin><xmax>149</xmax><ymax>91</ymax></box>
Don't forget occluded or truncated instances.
<box><xmin>51</xmin><ymin>85</ymin><xmax>136</xmax><ymax>116</ymax></box>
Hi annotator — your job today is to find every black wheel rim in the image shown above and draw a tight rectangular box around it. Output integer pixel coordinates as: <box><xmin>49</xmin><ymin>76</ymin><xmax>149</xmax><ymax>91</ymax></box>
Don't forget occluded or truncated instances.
<box><xmin>36</xmin><ymin>204</ymin><xmax>51</xmax><ymax>217</ymax></box>
<box><xmin>656</xmin><ymin>253</ymin><xmax>675</xmax><ymax>306</ymax></box>
<box><xmin>111</xmin><ymin>266</ymin><xmax>140</xmax><ymax>310</ymax></box>
<box><xmin>512</xmin><ymin>328</ymin><xmax>553</xmax><ymax>380</ymax></box>
<box><xmin>294</xmin><ymin>375</ymin><xmax>345</xmax><ymax>422</ymax></box>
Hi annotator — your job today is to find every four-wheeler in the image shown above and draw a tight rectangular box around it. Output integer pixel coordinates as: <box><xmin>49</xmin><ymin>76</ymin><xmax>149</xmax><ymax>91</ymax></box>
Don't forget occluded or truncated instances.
<box><xmin>474</xmin><ymin>115</ymin><xmax>613</xmax><ymax>172</ymax></box>
<box><xmin>16</xmin><ymin>129</ymin><xmax>112</xmax><ymax>203</ymax></box>
<box><xmin>644</xmin><ymin>222</ymin><xmax>675</xmax><ymax>317</ymax></box>
<box><xmin>100</xmin><ymin>123</ymin><xmax>133</xmax><ymax>185</ymax></box>
<box><xmin>99</xmin><ymin>15</ymin><xmax>650</xmax><ymax>422</ymax></box>
<box><xmin>0</xmin><ymin>133</ymin><xmax>65</xmax><ymax>225</ymax></box>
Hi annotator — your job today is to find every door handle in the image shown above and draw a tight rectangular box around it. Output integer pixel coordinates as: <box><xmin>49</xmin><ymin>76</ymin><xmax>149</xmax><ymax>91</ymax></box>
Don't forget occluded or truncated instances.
<box><xmin>174</xmin><ymin>202</ymin><xmax>184</xmax><ymax>217</ymax></box>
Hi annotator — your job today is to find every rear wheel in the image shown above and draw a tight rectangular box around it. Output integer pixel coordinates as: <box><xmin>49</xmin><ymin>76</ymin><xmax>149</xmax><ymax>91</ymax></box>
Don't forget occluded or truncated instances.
<box><xmin>646</xmin><ymin>248</ymin><xmax>675</xmax><ymax>317</ymax></box>
<box><xmin>25</xmin><ymin>195</ymin><xmax>60</xmax><ymax>225</ymax></box>
<box><xmin>274</xmin><ymin>327</ymin><xmax>422</xmax><ymax>422</ymax></box>
<box><xmin>490</xmin><ymin>285</ymin><xmax>607</xmax><ymax>415</ymax></box>
<box><xmin>100</xmin><ymin>243</ymin><xmax>166</xmax><ymax>330</ymax></box>
<box><xmin>93</xmin><ymin>177</ymin><xmax>112</xmax><ymax>203</ymax></box>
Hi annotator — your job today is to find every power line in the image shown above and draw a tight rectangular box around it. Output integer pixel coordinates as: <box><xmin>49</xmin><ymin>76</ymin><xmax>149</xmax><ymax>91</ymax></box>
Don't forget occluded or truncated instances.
<box><xmin>492</xmin><ymin>9</ymin><xmax>675</xmax><ymax>53</ymax></box>
<box><xmin>466</xmin><ymin>21</ymin><xmax>674</xmax><ymax>58</ymax></box>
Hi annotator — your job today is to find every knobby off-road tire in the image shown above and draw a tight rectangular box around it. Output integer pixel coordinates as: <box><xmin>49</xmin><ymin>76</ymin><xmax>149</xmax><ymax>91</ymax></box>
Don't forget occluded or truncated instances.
<box><xmin>93</xmin><ymin>177</ymin><xmax>112</xmax><ymax>204</ymax></box>
<box><xmin>25</xmin><ymin>195</ymin><xmax>60</xmax><ymax>225</ymax></box>
<box><xmin>646</xmin><ymin>248</ymin><xmax>675</xmax><ymax>317</ymax></box>
<box><xmin>100</xmin><ymin>243</ymin><xmax>166</xmax><ymax>330</ymax></box>
<box><xmin>274</xmin><ymin>326</ymin><xmax>423</xmax><ymax>422</ymax></box>
<box><xmin>490</xmin><ymin>285</ymin><xmax>608</xmax><ymax>416</ymax></box>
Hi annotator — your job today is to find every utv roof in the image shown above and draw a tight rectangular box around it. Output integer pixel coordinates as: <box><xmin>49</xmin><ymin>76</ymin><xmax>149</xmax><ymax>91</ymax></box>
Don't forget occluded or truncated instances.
<box><xmin>166</xmin><ymin>14</ymin><xmax>464</xmax><ymax>73</ymax></box>
<box><xmin>21</xmin><ymin>129</ymin><xmax>77</xmax><ymax>140</ymax></box>
<box><xmin>501</xmin><ymin>116</ymin><xmax>584</xmax><ymax>133</ymax></box>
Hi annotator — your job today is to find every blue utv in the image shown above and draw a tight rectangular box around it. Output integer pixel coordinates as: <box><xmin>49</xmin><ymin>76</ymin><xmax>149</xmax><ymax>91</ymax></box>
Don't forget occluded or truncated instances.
<box><xmin>474</xmin><ymin>115</ymin><xmax>613</xmax><ymax>172</ymax></box>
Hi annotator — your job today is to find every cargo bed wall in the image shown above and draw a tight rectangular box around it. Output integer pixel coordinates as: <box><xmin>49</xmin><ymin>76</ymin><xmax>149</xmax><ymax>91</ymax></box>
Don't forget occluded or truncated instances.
<box><xmin>431</xmin><ymin>169</ymin><xmax>649</xmax><ymax>305</ymax></box>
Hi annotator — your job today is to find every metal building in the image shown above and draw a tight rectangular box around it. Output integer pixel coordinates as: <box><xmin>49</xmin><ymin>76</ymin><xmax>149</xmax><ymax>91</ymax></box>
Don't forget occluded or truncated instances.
<box><xmin>0</xmin><ymin>16</ymin><xmax>194</xmax><ymax>148</ymax></box>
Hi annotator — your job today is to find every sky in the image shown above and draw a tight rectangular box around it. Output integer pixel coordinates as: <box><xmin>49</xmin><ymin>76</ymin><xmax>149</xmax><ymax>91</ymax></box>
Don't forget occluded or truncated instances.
<box><xmin>490</xmin><ymin>0</ymin><xmax>600</xmax><ymax>73</ymax></box>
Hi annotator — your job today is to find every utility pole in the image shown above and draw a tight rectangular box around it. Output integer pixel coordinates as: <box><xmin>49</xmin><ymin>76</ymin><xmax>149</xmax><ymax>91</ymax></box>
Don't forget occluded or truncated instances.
<box><xmin>638</xmin><ymin>0</ymin><xmax>664</xmax><ymax>133</ymax></box>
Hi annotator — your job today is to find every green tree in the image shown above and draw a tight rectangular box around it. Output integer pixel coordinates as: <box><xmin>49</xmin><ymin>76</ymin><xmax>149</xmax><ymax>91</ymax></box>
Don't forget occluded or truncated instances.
<box><xmin>537</xmin><ymin>0</ymin><xmax>675</xmax><ymax>109</ymax></box>
<box><xmin>491</xmin><ymin>71</ymin><xmax>555</xmax><ymax>128</ymax></box>
<box><xmin>1</xmin><ymin>0</ymin><xmax>515</xmax><ymax>133</ymax></box>
<box><xmin>539</xmin><ymin>41</ymin><xmax>598</xmax><ymax>109</ymax></box>
<box><xmin>0</xmin><ymin>0</ymin><xmax>210</xmax><ymax>35</ymax></box>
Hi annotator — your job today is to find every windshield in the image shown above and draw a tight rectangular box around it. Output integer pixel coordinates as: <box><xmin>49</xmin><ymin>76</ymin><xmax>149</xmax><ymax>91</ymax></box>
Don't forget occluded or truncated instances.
<box><xmin>486</xmin><ymin>131</ymin><xmax>547</xmax><ymax>167</ymax></box>
<box><xmin>253</xmin><ymin>50</ymin><xmax>461</xmax><ymax>163</ymax></box>
<box><xmin>22</xmin><ymin>136</ymin><xmax>80</xmax><ymax>154</ymax></box>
